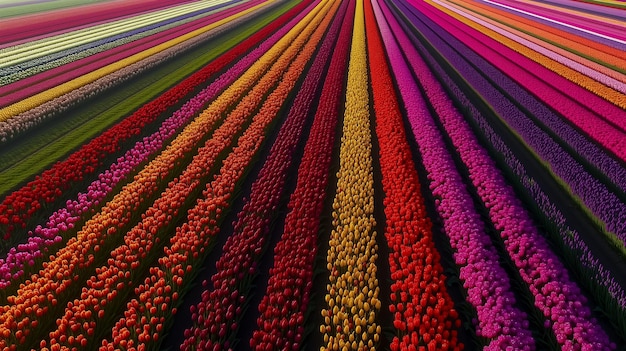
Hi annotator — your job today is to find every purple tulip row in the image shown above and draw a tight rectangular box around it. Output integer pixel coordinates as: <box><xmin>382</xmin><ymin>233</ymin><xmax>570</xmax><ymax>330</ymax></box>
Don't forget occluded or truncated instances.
<box><xmin>395</xmin><ymin>0</ymin><xmax>616</xmax><ymax>348</ymax></box>
<box><xmin>182</xmin><ymin>3</ymin><xmax>347</xmax><ymax>348</ymax></box>
<box><xmin>0</xmin><ymin>0</ymin><xmax>312</xmax><ymax>290</ymax></box>
<box><xmin>374</xmin><ymin>1</ymin><xmax>535</xmax><ymax>349</ymax></box>
<box><xmin>0</xmin><ymin>0</ymin><xmax>239</xmax><ymax>85</ymax></box>
<box><xmin>400</xmin><ymin>0</ymin><xmax>626</xmax><ymax>318</ymax></box>
<box><xmin>0</xmin><ymin>0</ymin><xmax>269</xmax><ymax>144</ymax></box>
<box><xmin>398</xmin><ymin>0</ymin><xmax>626</xmax><ymax>243</ymax></box>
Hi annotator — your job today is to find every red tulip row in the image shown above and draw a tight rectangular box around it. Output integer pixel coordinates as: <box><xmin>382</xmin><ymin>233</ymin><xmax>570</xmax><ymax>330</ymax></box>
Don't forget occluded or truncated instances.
<box><xmin>0</xmin><ymin>0</ymin><xmax>309</xmax><ymax>243</ymax></box>
<box><xmin>181</xmin><ymin>0</ymin><xmax>347</xmax><ymax>349</ymax></box>
<box><xmin>249</xmin><ymin>0</ymin><xmax>354</xmax><ymax>349</ymax></box>
<box><xmin>364</xmin><ymin>0</ymin><xmax>463</xmax><ymax>350</ymax></box>
<box><xmin>94</xmin><ymin>2</ymin><xmax>335</xmax><ymax>350</ymax></box>
<box><xmin>0</xmin><ymin>4</ymin><xmax>320</xmax><ymax>348</ymax></box>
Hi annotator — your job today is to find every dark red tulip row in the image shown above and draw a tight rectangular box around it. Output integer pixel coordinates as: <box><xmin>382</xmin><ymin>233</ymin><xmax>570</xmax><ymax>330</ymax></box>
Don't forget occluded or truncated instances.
<box><xmin>249</xmin><ymin>0</ymin><xmax>353</xmax><ymax>349</ymax></box>
<box><xmin>0</xmin><ymin>0</ymin><xmax>310</xmax><ymax>245</ymax></box>
<box><xmin>364</xmin><ymin>0</ymin><xmax>463</xmax><ymax>350</ymax></box>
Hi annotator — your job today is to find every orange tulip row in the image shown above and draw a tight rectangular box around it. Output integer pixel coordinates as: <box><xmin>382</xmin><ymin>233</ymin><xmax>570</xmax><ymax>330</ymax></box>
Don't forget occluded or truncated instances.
<box><xmin>91</xmin><ymin>2</ymin><xmax>337</xmax><ymax>350</ymax></box>
<box><xmin>364</xmin><ymin>0</ymin><xmax>463</xmax><ymax>349</ymax></box>
<box><xmin>0</xmin><ymin>3</ymin><xmax>328</xmax><ymax>349</ymax></box>
<box><xmin>321</xmin><ymin>1</ymin><xmax>381</xmax><ymax>349</ymax></box>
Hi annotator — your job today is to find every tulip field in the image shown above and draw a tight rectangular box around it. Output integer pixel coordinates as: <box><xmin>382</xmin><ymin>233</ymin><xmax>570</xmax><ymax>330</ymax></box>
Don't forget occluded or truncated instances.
<box><xmin>1</xmin><ymin>0</ymin><xmax>626</xmax><ymax>350</ymax></box>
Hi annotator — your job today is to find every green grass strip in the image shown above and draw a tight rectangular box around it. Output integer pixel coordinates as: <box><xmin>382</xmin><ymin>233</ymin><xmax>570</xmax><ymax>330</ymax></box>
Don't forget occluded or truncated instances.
<box><xmin>0</xmin><ymin>1</ymin><xmax>294</xmax><ymax>197</ymax></box>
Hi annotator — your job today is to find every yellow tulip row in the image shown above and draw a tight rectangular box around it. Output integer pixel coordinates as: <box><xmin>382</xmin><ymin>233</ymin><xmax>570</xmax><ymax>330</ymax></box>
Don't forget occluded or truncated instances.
<box><xmin>321</xmin><ymin>1</ymin><xmax>381</xmax><ymax>350</ymax></box>
<box><xmin>0</xmin><ymin>0</ymin><xmax>275</xmax><ymax>123</ymax></box>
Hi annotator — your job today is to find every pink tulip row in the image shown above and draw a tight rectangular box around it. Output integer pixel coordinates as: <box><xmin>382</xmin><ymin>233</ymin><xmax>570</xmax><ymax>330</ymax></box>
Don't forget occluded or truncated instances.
<box><xmin>375</xmin><ymin>0</ymin><xmax>535</xmax><ymax>349</ymax></box>
<box><xmin>400</xmin><ymin>0</ymin><xmax>616</xmax><ymax>348</ymax></box>
<box><xmin>182</xmin><ymin>2</ymin><xmax>346</xmax><ymax>348</ymax></box>
<box><xmin>0</xmin><ymin>1</ymin><xmax>269</xmax><ymax>143</ymax></box>
<box><xmin>0</xmin><ymin>0</ymin><xmax>311</xmax><ymax>292</ymax></box>
<box><xmin>249</xmin><ymin>1</ymin><xmax>353</xmax><ymax>349</ymax></box>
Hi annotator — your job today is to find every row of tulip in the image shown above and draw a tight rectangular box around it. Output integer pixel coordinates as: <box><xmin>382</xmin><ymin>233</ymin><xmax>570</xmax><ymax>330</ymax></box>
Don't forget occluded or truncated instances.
<box><xmin>0</xmin><ymin>0</ymin><xmax>305</xmax><ymax>291</ymax></box>
<box><xmin>398</xmin><ymin>0</ymin><xmax>626</xmax><ymax>238</ymax></box>
<box><xmin>0</xmin><ymin>0</ymin><xmax>283</xmax><ymax>245</ymax></box>
<box><xmin>0</xmin><ymin>0</ymin><xmax>230</xmax><ymax>68</ymax></box>
<box><xmin>250</xmin><ymin>0</ymin><xmax>354</xmax><ymax>348</ymax></box>
<box><xmin>182</xmin><ymin>2</ymin><xmax>345</xmax><ymax>349</ymax></box>
<box><xmin>0</xmin><ymin>0</ymin><xmax>318</xmax><ymax>345</ymax></box>
<box><xmin>0</xmin><ymin>0</ymin><xmax>273</xmax><ymax>124</ymax></box>
<box><xmin>394</xmin><ymin>0</ymin><xmax>616</xmax><ymax>348</ymax></box>
<box><xmin>376</xmin><ymin>0</ymin><xmax>536</xmax><ymax>349</ymax></box>
<box><xmin>406</xmin><ymin>4</ymin><xmax>626</xmax><ymax>337</ymax></box>
<box><xmin>0</xmin><ymin>0</ymin><xmax>244</xmax><ymax>101</ymax></box>
<box><xmin>409</xmin><ymin>0</ymin><xmax>626</xmax><ymax>246</ymax></box>
<box><xmin>42</xmin><ymin>2</ymin><xmax>335</xmax><ymax>344</ymax></box>
<box><xmin>0</xmin><ymin>0</ymin><xmax>194</xmax><ymax>45</ymax></box>
<box><xmin>321</xmin><ymin>1</ymin><xmax>381</xmax><ymax>349</ymax></box>
<box><xmin>364</xmin><ymin>1</ymin><xmax>463</xmax><ymax>350</ymax></box>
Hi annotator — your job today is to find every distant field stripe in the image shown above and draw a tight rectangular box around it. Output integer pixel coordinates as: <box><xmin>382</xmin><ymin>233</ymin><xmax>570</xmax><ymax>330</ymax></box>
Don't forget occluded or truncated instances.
<box><xmin>0</xmin><ymin>0</ymin><xmax>234</xmax><ymax>67</ymax></box>
<box><xmin>0</xmin><ymin>0</ymin><xmax>199</xmax><ymax>44</ymax></box>
<box><xmin>0</xmin><ymin>0</ymin><xmax>273</xmax><ymax>123</ymax></box>
<box><xmin>480</xmin><ymin>0</ymin><xmax>626</xmax><ymax>45</ymax></box>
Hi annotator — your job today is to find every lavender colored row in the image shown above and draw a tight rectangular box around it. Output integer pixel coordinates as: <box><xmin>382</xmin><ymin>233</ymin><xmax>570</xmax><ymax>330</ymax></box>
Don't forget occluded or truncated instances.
<box><xmin>0</xmin><ymin>0</ymin><xmax>238</xmax><ymax>86</ymax></box>
<box><xmin>398</xmin><ymin>0</ymin><xmax>626</xmax><ymax>243</ymax></box>
<box><xmin>375</xmin><ymin>1</ymin><xmax>535</xmax><ymax>349</ymax></box>
<box><xmin>0</xmin><ymin>0</ymin><xmax>308</xmax><ymax>289</ymax></box>
<box><xmin>0</xmin><ymin>0</ymin><xmax>267</xmax><ymax>144</ymax></box>
<box><xmin>396</xmin><ymin>0</ymin><xmax>616</xmax><ymax>348</ymax></box>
